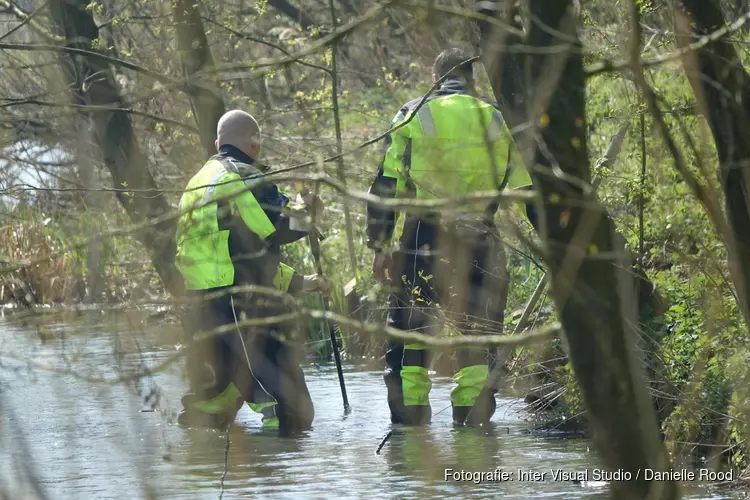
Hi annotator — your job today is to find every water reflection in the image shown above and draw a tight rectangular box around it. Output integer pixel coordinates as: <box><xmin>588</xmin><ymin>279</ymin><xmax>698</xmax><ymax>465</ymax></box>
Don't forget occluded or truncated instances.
<box><xmin>0</xmin><ymin>309</ymin><xmax>746</xmax><ymax>499</ymax></box>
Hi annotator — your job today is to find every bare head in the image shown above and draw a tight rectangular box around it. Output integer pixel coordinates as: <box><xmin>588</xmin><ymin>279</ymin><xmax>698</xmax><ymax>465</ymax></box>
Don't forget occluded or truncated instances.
<box><xmin>432</xmin><ymin>48</ymin><xmax>474</xmax><ymax>87</ymax></box>
<box><xmin>215</xmin><ymin>110</ymin><xmax>262</xmax><ymax>159</ymax></box>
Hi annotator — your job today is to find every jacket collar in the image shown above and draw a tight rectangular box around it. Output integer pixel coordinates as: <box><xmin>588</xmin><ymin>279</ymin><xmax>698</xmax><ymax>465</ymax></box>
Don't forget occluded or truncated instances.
<box><xmin>217</xmin><ymin>144</ymin><xmax>256</xmax><ymax>166</ymax></box>
<box><xmin>435</xmin><ymin>77</ymin><xmax>473</xmax><ymax>98</ymax></box>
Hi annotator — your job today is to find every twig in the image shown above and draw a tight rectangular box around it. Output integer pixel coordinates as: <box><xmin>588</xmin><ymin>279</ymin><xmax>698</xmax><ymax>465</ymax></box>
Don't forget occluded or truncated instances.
<box><xmin>0</xmin><ymin>302</ymin><xmax>560</xmax><ymax>388</ymax></box>
<box><xmin>403</xmin><ymin>1</ymin><xmax>523</xmax><ymax>37</ymax></box>
<box><xmin>0</xmin><ymin>54</ymin><xmax>483</xmax><ymax>200</ymax></box>
<box><xmin>3</xmin><ymin>172</ymin><xmax>534</xmax><ymax>217</ymax></box>
<box><xmin>633</xmin><ymin>70</ymin><xmax>730</xmax><ymax>255</ymax></box>
<box><xmin>0</xmin><ymin>0</ymin><xmax>50</xmax><ymax>42</ymax></box>
<box><xmin>218</xmin><ymin>425</ymin><xmax>231</xmax><ymax>500</ymax></box>
<box><xmin>0</xmin><ymin>42</ymin><xmax>186</xmax><ymax>89</ymax></box>
<box><xmin>0</xmin><ymin>182</ymin><xmax>534</xmax><ymax>279</ymax></box>
<box><xmin>328</xmin><ymin>0</ymin><xmax>358</xmax><ymax>279</ymax></box>
<box><xmin>375</xmin><ymin>430</ymin><xmax>393</xmax><ymax>454</ymax></box>
<box><xmin>0</xmin><ymin>98</ymin><xmax>198</xmax><ymax>132</ymax></box>
<box><xmin>204</xmin><ymin>1</ymin><xmax>397</xmax><ymax>76</ymax></box>
<box><xmin>0</xmin><ymin>0</ymin><xmax>59</xmax><ymax>42</ymax></box>
<box><xmin>201</xmin><ymin>16</ymin><xmax>331</xmax><ymax>75</ymax></box>
<box><xmin>638</xmin><ymin>107</ymin><xmax>646</xmax><ymax>271</ymax></box>
<box><xmin>586</xmin><ymin>9</ymin><xmax>750</xmax><ymax>78</ymax></box>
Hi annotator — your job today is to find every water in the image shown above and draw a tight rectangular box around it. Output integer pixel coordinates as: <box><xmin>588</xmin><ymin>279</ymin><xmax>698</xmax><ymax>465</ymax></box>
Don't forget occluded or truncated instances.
<box><xmin>0</xmin><ymin>308</ymin><xmax>745</xmax><ymax>499</ymax></box>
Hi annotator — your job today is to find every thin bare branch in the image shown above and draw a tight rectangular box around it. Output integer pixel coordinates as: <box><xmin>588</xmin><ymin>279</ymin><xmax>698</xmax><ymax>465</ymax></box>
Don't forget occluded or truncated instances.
<box><xmin>0</xmin><ymin>0</ymin><xmax>50</xmax><ymax>42</ymax></box>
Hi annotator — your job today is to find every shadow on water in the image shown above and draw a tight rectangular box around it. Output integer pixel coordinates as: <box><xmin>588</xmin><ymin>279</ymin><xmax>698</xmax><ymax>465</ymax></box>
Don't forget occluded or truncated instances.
<box><xmin>0</xmin><ymin>309</ymin><xmax>746</xmax><ymax>499</ymax></box>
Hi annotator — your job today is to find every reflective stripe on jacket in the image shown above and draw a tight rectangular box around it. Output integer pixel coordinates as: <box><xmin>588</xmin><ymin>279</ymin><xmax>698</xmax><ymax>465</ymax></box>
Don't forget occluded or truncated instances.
<box><xmin>382</xmin><ymin>93</ymin><xmax>531</xmax><ymax>206</ymax></box>
<box><xmin>365</xmin><ymin>79</ymin><xmax>535</xmax><ymax>251</ymax></box>
<box><xmin>175</xmin><ymin>157</ymin><xmax>277</xmax><ymax>290</ymax></box>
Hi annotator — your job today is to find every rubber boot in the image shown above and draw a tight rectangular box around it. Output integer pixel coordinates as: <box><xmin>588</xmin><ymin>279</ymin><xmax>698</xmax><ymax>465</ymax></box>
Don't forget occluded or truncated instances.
<box><xmin>452</xmin><ymin>388</ymin><xmax>497</xmax><ymax>427</ymax></box>
<box><xmin>403</xmin><ymin>405</ymin><xmax>432</xmax><ymax>426</ymax></box>
<box><xmin>385</xmin><ymin>369</ymin><xmax>432</xmax><ymax>425</ymax></box>
<box><xmin>177</xmin><ymin>392</ymin><xmax>242</xmax><ymax>430</ymax></box>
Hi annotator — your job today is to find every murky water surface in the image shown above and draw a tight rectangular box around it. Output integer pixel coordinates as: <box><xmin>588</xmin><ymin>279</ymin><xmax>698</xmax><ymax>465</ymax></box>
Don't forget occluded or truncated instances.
<box><xmin>0</xmin><ymin>309</ymin><xmax>746</xmax><ymax>499</ymax></box>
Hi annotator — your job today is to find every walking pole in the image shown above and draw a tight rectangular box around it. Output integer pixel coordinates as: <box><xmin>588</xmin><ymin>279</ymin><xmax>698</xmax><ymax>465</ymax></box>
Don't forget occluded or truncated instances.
<box><xmin>308</xmin><ymin>227</ymin><xmax>351</xmax><ymax>412</ymax></box>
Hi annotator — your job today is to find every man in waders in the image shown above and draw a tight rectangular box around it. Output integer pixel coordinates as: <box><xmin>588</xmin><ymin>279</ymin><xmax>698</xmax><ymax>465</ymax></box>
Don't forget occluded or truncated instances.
<box><xmin>175</xmin><ymin>110</ymin><xmax>330</xmax><ymax>432</ymax></box>
<box><xmin>366</xmin><ymin>48</ymin><xmax>538</xmax><ymax>426</ymax></box>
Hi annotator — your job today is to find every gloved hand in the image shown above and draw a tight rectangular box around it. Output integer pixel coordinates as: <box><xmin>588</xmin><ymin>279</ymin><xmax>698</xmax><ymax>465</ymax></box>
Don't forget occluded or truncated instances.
<box><xmin>302</xmin><ymin>274</ymin><xmax>332</xmax><ymax>296</ymax></box>
<box><xmin>296</xmin><ymin>189</ymin><xmax>325</xmax><ymax>219</ymax></box>
<box><xmin>372</xmin><ymin>251</ymin><xmax>393</xmax><ymax>286</ymax></box>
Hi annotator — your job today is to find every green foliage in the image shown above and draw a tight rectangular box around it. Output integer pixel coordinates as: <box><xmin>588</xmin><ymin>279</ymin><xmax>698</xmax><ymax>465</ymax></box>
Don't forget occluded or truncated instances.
<box><xmin>508</xmin><ymin>28</ymin><xmax>750</xmax><ymax>461</ymax></box>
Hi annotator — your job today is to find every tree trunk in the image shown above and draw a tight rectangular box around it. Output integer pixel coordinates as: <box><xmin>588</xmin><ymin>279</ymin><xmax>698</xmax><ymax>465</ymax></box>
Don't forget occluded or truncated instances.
<box><xmin>678</xmin><ymin>0</ymin><xmax>750</xmax><ymax>324</ymax></box>
<box><xmin>477</xmin><ymin>2</ymin><xmax>679</xmax><ymax>498</ymax></box>
<box><xmin>48</xmin><ymin>0</ymin><xmax>182</xmax><ymax>297</ymax></box>
<box><xmin>173</xmin><ymin>0</ymin><xmax>225</xmax><ymax>157</ymax></box>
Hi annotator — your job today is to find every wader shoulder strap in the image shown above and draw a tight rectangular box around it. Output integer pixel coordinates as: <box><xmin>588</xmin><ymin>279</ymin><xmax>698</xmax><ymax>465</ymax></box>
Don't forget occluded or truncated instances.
<box><xmin>484</xmin><ymin>147</ymin><xmax>513</xmax><ymax>225</ymax></box>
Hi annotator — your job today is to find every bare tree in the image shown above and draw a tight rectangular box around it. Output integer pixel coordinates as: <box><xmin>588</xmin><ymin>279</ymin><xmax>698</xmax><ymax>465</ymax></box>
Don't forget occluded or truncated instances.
<box><xmin>173</xmin><ymin>0</ymin><xmax>225</xmax><ymax>157</ymax></box>
<box><xmin>477</xmin><ymin>2</ymin><xmax>679</xmax><ymax>498</ymax></box>
<box><xmin>48</xmin><ymin>0</ymin><xmax>182</xmax><ymax>295</ymax></box>
<box><xmin>677</xmin><ymin>0</ymin><xmax>750</xmax><ymax>322</ymax></box>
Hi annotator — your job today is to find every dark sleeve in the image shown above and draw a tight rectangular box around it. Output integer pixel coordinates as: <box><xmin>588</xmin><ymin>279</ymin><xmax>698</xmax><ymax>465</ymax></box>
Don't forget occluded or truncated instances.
<box><xmin>287</xmin><ymin>272</ymin><xmax>304</xmax><ymax>295</ymax></box>
<box><xmin>218</xmin><ymin>201</ymin><xmax>266</xmax><ymax>285</ymax></box>
<box><xmin>479</xmin><ymin>95</ymin><xmax>539</xmax><ymax>231</ymax></box>
<box><xmin>520</xmin><ymin>185</ymin><xmax>539</xmax><ymax>232</ymax></box>
<box><xmin>366</xmin><ymin>162</ymin><xmax>398</xmax><ymax>251</ymax></box>
<box><xmin>485</xmin><ymin>186</ymin><xmax>539</xmax><ymax>233</ymax></box>
<box><xmin>366</xmin><ymin>103</ymin><xmax>415</xmax><ymax>251</ymax></box>
<box><xmin>252</xmin><ymin>184</ymin><xmax>309</xmax><ymax>246</ymax></box>
<box><xmin>268</xmin><ymin>216</ymin><xmax>309</xmax><ymax>246</ymax></box>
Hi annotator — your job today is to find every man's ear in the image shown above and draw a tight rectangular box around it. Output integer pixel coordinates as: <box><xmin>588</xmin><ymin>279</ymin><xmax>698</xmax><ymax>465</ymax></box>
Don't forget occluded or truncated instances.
<box><xmin>214</xmin><ymin>139</ymin><xmax>219</xmax><ymax>152</ymax></box>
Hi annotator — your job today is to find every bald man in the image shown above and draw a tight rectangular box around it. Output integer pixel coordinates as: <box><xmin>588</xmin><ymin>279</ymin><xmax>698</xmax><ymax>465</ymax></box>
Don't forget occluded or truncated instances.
<box><xmin>175</xmin><ymin>110</ymin><xmax>328</xmax><ymax>433</ymax></box>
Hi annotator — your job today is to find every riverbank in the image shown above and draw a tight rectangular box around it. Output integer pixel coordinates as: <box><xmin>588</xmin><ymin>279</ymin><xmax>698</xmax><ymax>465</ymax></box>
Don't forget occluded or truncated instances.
<box><xmin>0</xmin><ymin>203</ymin><xmax>168</xmax><ymax>307</ymax></box>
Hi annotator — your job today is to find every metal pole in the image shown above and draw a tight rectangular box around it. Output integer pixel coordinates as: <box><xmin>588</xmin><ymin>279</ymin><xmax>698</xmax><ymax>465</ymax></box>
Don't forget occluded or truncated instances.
<box><xmin>308</xmin><ymin>228</ymin><xmax>351</xmax><ymax>412</ymax></box>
